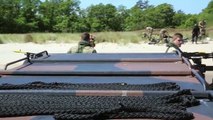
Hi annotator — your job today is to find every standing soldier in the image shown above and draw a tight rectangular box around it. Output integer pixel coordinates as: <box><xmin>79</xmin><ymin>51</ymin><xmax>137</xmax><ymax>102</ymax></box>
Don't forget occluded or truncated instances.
<box><xmin>192</xmin><ymin>24</ymin><xmax>200</xmax><ymax>44</ymax></box>
<box><xmin>198</xmin><ymin>20</ymin><xmax>206</xmax><ymax>39</ymax></box>
<box><xmin>67</xmin><ymin>32</ymin><xmax>97</xmax><ymax>53</ymax></box>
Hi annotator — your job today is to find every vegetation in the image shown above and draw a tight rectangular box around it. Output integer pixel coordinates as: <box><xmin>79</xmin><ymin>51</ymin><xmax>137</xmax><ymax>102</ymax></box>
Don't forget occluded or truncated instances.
<box><xmin>0</xmin><ymin>32</ymin><xmax>142</xmax><ymax>44</ymax></box>
<box><xmin>0</xmin><ymin>27</ymin><xmax>212</xmax><ymax>44</ymax></box>
<box><xmin>0</xmin><ymin>0</ymin><xmax>213</xmax><ymax>33</ymax></box>
<box><xmin>0</xmin><ymin>39</ymin><xmax>3</xmax><ymax>44</ymax></box>
<box><xmin>0</xmin><ymin>0</ymin><xmax>213</xmax><ymax>44</ymax></box>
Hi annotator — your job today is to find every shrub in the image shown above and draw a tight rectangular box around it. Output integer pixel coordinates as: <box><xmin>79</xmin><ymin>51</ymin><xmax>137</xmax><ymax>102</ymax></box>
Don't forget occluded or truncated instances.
<box><xmin>24</xmin><ymin>34</ymin><xmax>33</xmax><ymax>43</ymax></box>
<box><xmin>0</xmin><ymin>38</ymin><xmax>3</xmax><ymax>44</ymax></box>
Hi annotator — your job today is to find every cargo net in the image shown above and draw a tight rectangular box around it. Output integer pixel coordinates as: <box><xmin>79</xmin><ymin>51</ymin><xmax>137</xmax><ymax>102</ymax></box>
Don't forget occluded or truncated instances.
<box><xmin>0</xmin><ymin>90</ymin><xmax>199</xmax><ymax>120</ymax></box>
<box><xmin>0</xmin><ymin>82</ymin><xmax>180</xmax><ymax>91</ymax></box>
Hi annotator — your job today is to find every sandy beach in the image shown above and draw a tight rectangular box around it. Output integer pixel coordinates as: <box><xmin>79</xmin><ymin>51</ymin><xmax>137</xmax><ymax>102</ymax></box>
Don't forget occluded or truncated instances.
<box><xmin>1</xmin><ymin>41</ymin><xmax>213</xmax><ymax>65</ymax></box>
<box><xmin>0</xmin><ymin>41</ymin><xmax>213</xmax><ymax>83</ymax></box>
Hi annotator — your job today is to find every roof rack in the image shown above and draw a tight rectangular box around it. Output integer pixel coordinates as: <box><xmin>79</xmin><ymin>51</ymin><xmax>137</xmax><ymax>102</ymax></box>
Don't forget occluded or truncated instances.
<box><xmin>4</xmin><ymin>51</ymin><xmax>49</xmax><ymax>70</ymax></box>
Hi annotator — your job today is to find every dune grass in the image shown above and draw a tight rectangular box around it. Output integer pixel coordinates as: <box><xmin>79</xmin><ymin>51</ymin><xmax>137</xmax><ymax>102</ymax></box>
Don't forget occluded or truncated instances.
<box><xmin>94</xmin><ymin>31</ymin><xmax>143</xmax><ymax>44</ymax></box>
<box><xmin>0</xmin><ymin>32</ymin><xmax>143</xmax><ymax>44</ymax></box>
<box><xmin>0</xmin><ymin>27</ymin><xmax>212</xmax><ymax>44</ymax></box>
<box><xmin>0</xmin><ymin>33</ymin><xmax>82</xmax><ymax>44</ymax></box>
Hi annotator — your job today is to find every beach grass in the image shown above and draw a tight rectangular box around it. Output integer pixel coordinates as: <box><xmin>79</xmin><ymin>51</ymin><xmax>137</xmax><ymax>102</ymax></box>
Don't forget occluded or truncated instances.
<box><xmin>0</xmin><ymin>27</ymin><xmax>212</xmax><ymax>44</ymax></box>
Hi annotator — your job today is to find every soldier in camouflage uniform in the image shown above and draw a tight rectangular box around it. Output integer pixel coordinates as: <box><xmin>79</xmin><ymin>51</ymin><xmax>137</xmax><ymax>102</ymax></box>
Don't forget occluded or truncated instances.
<box><xmin>159</xmin><ymin>29</ymin><xmax>171</xmax><ymax>43</ymax></box>
<box><xmin>199</xmin><ymin>20</ymin><xmax>206</xmax><ymax>34</ymax></box>
<box><xmin>146</xmin><ymin>27</ymin><xmax>154</xmax><ymax>41</ymax></box>
<box><xmin>198</xmin><ymin>20</ymin><xmax>206</xmax><ymax>40</ymax></box>
<box><xmin>165</xmin><ymin>33</ymin><xmax>184</xmax><ymax>53</ymax></box>
<box><xmin>67</xmin><ymin>32</ymin><xmax>97</xmax><ymax>53</ymax></box>
<box><xmin>90</xmin><ymin>34</ymin><xmax>96</xmax><ymax>48</ymax></box>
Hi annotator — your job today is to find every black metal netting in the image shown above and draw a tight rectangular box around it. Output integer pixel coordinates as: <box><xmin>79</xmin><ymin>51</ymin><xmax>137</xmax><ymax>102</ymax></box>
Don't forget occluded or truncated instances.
<box><xmin>0</xmin><ymin>82</ymin><xmax>180</xmax><ymax>90</ymax></box>
<box><xmin>0</xmin><ymin>90</ymin><xmax>199</xmax><ymax>120</ymax></box>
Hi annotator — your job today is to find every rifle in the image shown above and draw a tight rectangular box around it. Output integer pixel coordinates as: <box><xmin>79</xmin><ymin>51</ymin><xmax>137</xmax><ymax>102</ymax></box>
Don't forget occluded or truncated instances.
<box><xmin>14</xmin><ymin>50</ymin><xmax>49</xmax><ymax>59</ymax></box>
<box><xmin>181</xmin><ymin>52</ymin><xmax>213</xmax><ymax>72</ymax></box>
<box><xmin>179</xmin><ymin>51</ymin><xmax>213</xmax><ymax>90</ymax></box>
<box><xmin>182</xmin><ymin>52</ymin><xmax>213</xmax><ymax>59</ymax></box>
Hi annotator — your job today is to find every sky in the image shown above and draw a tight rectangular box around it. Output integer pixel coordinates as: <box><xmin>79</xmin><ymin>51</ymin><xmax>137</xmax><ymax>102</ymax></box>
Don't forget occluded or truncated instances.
<box><xmin>79</xmin><ymin>0</ymin><xmax>211</xmax><ymax>14</ymax></box>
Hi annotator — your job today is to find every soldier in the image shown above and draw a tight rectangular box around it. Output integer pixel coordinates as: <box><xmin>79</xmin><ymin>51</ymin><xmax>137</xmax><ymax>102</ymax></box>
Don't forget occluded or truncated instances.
<box><xmin>192</xmin><ymin>24</ymin><xmax>200</xmax><ymax>44</ymax></box>
<box><xmin>199</xmin><ymin>20</ymin><xmax>206</xmax><ymax>30</ymax></box>
<box><xmin>198</xmin><ymin>20</ymin><xmax>206</xmax><ymax>38</ymax></box>
<box><xmin>90</xmin><ymin>34</ymin><xmax>96</xmax><ymax>48</ymax></box>
<box><xmin>159</xmin><ymin>29</ymin><xmax>170</xmax><ymax>43</ymax></box>
<box><xmin>165</xmin><ymin>33</ymin><xmax>184</xmax><ymax>53</ymax></box>
<box><xmin>67</xmin><ymin>32</ymin><xmax>97</xmax><ymax>53</ymax></box>
<box><xmin>145</xmin><ymin>27</ymin><xmax>154</xmax><ymax>41</ymax></box>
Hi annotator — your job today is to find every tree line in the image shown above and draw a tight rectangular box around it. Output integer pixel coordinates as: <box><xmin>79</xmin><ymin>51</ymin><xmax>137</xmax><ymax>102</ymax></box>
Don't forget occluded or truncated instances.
<box><xmin>0</xmin><ymin>0</ymin><xmax>213</xmax><ymax>33</ymax></box>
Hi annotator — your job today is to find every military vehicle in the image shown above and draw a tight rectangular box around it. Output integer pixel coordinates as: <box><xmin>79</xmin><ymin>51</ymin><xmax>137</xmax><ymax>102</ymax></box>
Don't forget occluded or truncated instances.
<box><xmin>0</xmin><ymin>50</ymin><xmax>213</xmax><ymax>120</ymax></box>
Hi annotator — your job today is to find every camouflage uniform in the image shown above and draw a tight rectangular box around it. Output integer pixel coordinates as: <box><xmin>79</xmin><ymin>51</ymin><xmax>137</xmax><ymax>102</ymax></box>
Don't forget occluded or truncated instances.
<box><xmin>165</xmin><ymin>42</ymin><xmax>182</xmax><ymax>53</ymax></box>
<box><xmin>146</xmin><ymin>27</ymin><xmax>153</xmax><ymax>41</ymax></box>
<box><xmin>67</xmin><ymin>40</ymin><xmax>97</xmax><ymax>53</ymax></box>
<box><xmin>198</xmin><ymin>20</ymin><xmax>206</xmax><ymax>36</ymax></box>
<box><xmin>89</xmin><ymin>35</ymin><xmax>96</xmax><ymax>48</ymax></box>
<box><xmin>159</xmin><ymin>29</ymin><xmax>170</xmax><ymax>43</ymax></box>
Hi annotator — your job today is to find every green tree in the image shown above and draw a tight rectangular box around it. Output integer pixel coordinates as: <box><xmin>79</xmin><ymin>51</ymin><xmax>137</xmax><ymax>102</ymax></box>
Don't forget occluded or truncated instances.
<box><xmin>16</xmin><ymin>0</ymin><xmax>41</xmax><ymax>32</ymax></box>
<box><xmin>87</xmin><ymin>4</ymin><xmax>105</xmax><ymax>32</ymax></box>
<box><xmin>203</xmin><ymin>0</ymin><xmax>213</xmax><ymax>14</ymax></box>
<box><xmin>184</xmin><ymin>15</ymin><xmax>198</xmax><ymax>28</ymax></box>
<box><xmin>142</xmin><ymin>6</ymin><xmax>159</xmax><ymax>28</ymax></box>
<box><xmin>172</xmin><ymin>10</ymin><xmax>188</xmax><ymax>27</ymax></box>
<box><xmin>124</xmin><ymin>6</ymin><xmax>144</xmax><ymax>30</ymax></box>
<box><xmin>39</xmin><ymin>0</ymin><xmax>57</xmax><ymax>32</ymax></box>
<box><xmin>53</xmin><ymin>0</ymin><xmax>80</xmax><ymax>32</ymax></box>
<box><xmin>154</xmin><ymin>3</ymin><xmax>175</xmax><ymax>27</ymax></box>
<box><xmin>72</xmin><ymin>9</ymin><xmax>91</xmax><ymax>32</ymax></box>
<box><xmin>136</xmin><ymin>0</ymin><xmax>151</xmax><ymax>10</ymax></box>
<box><xmin>0</xmin><ymin>0</ymin><xmax>212</xmax><ymax>33</ymax></box>
<box><xmin>39</xmin><ymin>0</ymin><xmax>80</xmax><ymax>32</ymax></box>
<box><xmin>0</xmin><ymin>0</ymin><xmax>21</xmax><ymax>33</ymax></box>
<box><xmin>124</xmin><ymin>3</ymin><xmax>175</xmax><ymax>30</ymax></box>
<box><xmin>116</xmin><ymin>5</ymin><xmax>129</xmax><ymax>31</ymax></box>
<box><xmin>199</xmin><ymin>0</ymin><xmax>213</xmax><ymax>26</ymax></box>
<box><xmin>87</xmin><ymin>4</ymin><xmax>118</xmax><ymax>32</ymax></box>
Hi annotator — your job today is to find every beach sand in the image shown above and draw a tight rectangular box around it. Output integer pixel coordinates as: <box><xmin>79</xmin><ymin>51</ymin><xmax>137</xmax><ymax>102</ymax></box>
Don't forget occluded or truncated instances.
<box><xmin>0</xmin><ymin>41</ymin><xmax>212</xmax><ymax>83</ymax></box>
